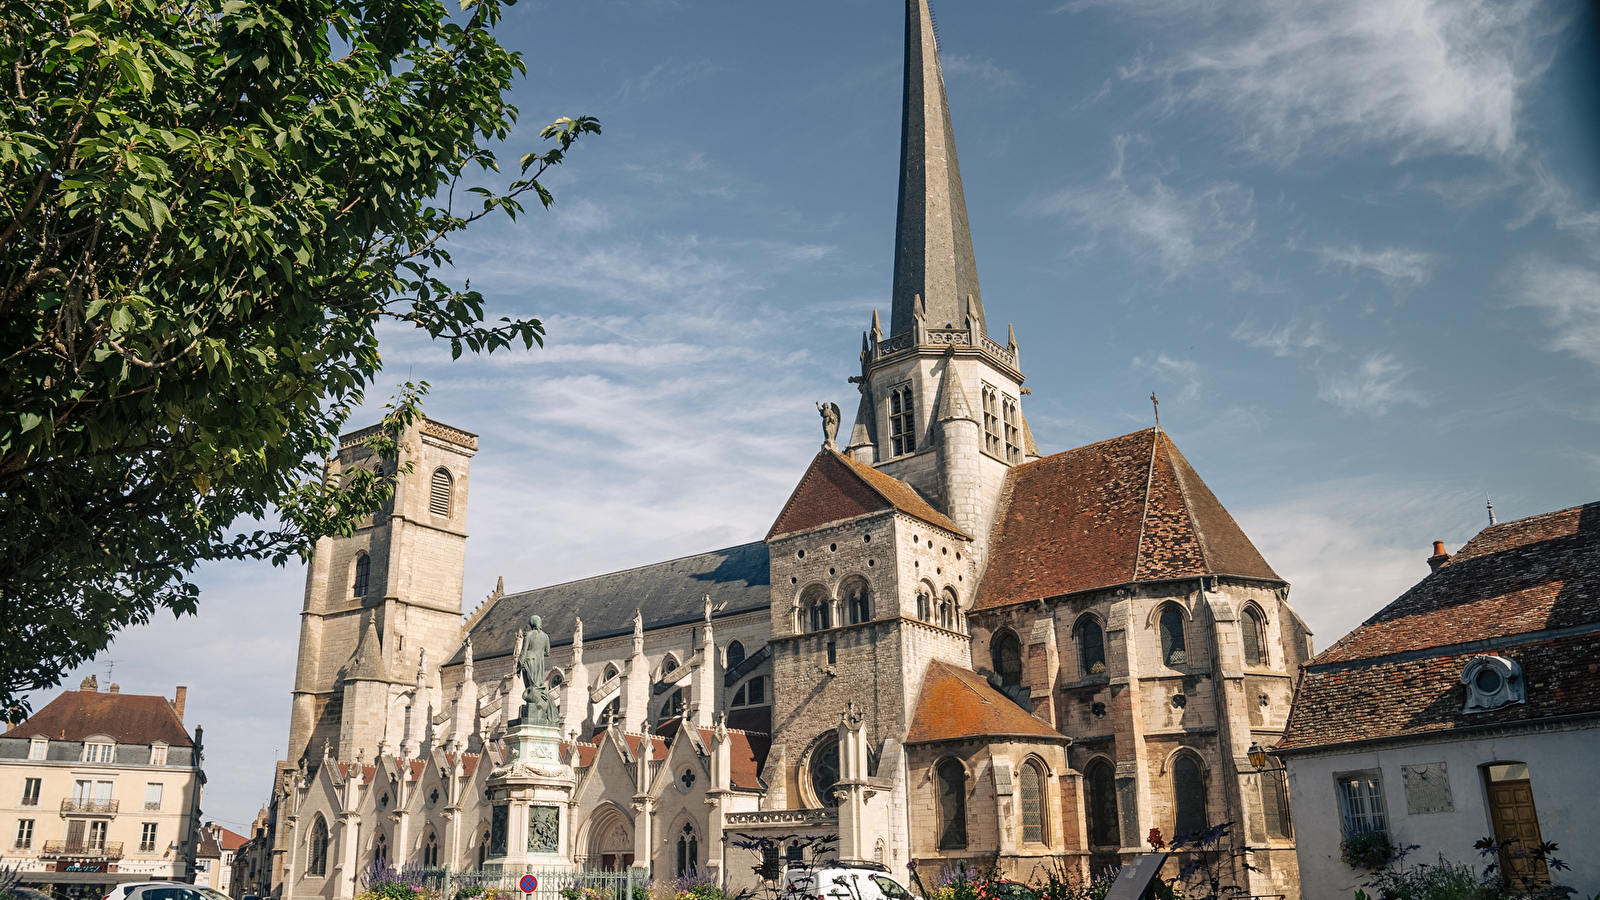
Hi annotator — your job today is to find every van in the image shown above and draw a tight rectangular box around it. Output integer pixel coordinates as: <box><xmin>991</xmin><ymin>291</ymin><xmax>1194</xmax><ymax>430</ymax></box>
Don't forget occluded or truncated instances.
<box><xmin>781</xmin><ymin>864</ymin><xmax>918</xmax><ymax>900</ymax></box>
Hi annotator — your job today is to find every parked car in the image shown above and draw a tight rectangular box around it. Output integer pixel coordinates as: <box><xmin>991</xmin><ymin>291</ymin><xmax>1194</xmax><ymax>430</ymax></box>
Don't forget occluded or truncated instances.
<box><xmin>783</xmin><ymin>864</ymin><xmax>918</xmax><ymax>900</ymax></box>
<box><xmin>100</xmin><ymin>883</ymin><xmax>213</xmax><ymax>900</ymax></box>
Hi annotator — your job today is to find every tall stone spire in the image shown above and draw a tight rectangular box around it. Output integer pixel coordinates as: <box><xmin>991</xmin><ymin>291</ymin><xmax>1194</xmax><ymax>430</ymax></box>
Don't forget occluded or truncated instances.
<box><xmin>890</xmin><ymin>0</ymin><xmax>984</xmax><ymax>338</ymax></box>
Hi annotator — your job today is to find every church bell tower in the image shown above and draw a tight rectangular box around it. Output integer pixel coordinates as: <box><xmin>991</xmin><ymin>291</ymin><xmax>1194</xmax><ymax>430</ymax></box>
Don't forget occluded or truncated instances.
<box><xmin>844</xmin><ymin>0</ymin><xmax>1038</xmax><ymax>564</ymax></box>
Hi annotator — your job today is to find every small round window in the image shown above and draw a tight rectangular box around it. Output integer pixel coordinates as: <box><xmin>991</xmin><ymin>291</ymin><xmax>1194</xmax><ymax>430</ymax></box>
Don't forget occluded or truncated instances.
<box><xmin>1475</xmin><ymin>668</ymin><xmax>1503</xmax><ymax>693</ymax></box>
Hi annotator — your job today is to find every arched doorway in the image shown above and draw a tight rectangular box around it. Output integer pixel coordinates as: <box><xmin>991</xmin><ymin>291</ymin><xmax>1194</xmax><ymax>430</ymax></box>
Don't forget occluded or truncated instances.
<box><xmin>585</xmin><ymin>805</ymin><xmax>634</xmax><ymax>871</ymax></box>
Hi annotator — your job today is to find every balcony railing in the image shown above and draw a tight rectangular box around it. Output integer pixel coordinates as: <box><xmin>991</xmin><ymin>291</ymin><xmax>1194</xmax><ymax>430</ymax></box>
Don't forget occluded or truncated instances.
<box><xmin>59</xmin><ymin>798</ymin><xmax>118</xmax><ymax>814</ymax></box>
<box><xmin>143</xmin><ymin>801</ymin><xmax>162</xmax><ymax>811</ymax></box>
<box><xmin>41</xmin><ymin>840</ymin><xmax>124</xmax><ymax>860</ymax></box>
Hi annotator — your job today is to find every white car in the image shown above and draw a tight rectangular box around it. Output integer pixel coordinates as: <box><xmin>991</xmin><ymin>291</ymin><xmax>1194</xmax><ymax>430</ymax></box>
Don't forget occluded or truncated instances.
<box><xmin>782</xmin><ymin>865</ymin><xmax>918</xmax><ymax>900</ymax></box>
<box><xmin>100</xmin><ymin>884</ymin><xmax>219</xmax><ymax>900</ymax></box>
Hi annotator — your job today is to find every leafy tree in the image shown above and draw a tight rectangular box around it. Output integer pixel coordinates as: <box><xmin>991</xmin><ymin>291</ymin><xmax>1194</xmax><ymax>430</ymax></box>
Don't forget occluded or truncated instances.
<box><xmin>0</xmin><ymin>0</ymin><xmax>599</xmax><ymax>720</ymax></box>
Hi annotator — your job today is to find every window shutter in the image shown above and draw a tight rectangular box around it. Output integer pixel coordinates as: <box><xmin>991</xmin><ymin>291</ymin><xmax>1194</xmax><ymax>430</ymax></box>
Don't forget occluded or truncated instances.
<box><xmin>430</xmin><ymin>468</ymin><xmax>452</xmax><ymax>516</ymax></box>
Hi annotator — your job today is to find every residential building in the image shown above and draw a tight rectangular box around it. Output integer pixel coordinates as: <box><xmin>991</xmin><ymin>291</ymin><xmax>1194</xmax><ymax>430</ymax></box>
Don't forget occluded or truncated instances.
<box><xmin>1276</xmin><ymin>503</ymin><xmax>1600</xmax><ymax>900</ymax></box>
<box><xmin>0</xmin><ymin>679</ymin><xmax>205</xmax><ymax>900</ymax></box>
<box><xmin>228</xmin><ymin>809</ymin><xmax>272</xmax><ymax>899</ymax></box>
<box><xmin>256</xmin><ymin>3</ymin><xmax>1308</xmax><ymax>898</ymax></box>
<box><xmin>196</xmin><ymin>824</ymin><xmax>247</xmax><ymax>893</ymax></box>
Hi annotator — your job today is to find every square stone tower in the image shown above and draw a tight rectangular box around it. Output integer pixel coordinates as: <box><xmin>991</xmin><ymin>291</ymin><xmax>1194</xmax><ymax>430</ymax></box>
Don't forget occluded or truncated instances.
<box><xmin>285</xmin><ymin>417</ymin><xmax>477</xmax><ymax>767</ymax></box>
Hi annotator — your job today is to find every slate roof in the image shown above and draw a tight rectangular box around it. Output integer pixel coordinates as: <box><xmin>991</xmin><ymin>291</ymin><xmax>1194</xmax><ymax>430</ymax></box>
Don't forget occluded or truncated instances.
<box><xmin>4</xmin><ymin>689</ymin><xmax>193</xmax><ymax>746</ymax></box>
<box><xmin>452</xmin><ymin>543</ymin><xmax>771</xmax><ymax>665</ymax></box>
<box><xmin>905</xmin><ymin>661</ymin><xmax>1066</xmax><ymax>744</ymax></box>
<box><xmin>1278</xmin><ymin>502</ymin><xmax>1600</xmax><ymax>753</ymax></box>
<box><xmin>768</xmin><ymin>451</ymin><xmax>965</xmax><ymax>540</ymax></box>
<box><xmin>977</xmin><ymin>428</ymin><xmax>1279</xmax><ymax>609</ymax></box>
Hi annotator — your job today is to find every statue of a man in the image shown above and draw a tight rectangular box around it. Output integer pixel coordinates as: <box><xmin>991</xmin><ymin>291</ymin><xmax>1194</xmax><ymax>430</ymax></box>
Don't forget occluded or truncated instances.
<box><xmin>518</xmin><ymin>615</ymin><xmax>552</xmax><ymax>722</ymax></box>
<box><xmin>817</xmin><ymin>401</ymin><xmax>841</xmax><ymax>450</ymax></box>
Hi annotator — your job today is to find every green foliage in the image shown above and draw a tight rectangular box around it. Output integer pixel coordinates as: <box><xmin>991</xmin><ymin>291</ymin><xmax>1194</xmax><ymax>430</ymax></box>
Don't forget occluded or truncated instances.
<box><xmin>0</xmin><ymin>0</ymin><xmax>599</xmax><ymax>720</ymax></box>
<box><xmin>1343</xmin><ymin>833</ymin><xmax>1399</xmax><ymax>871</ymax></box>
<box><xmin>1356</xmin><ymin>856</ymin><xmax>1503</xmax><ymax>900</ymax></box>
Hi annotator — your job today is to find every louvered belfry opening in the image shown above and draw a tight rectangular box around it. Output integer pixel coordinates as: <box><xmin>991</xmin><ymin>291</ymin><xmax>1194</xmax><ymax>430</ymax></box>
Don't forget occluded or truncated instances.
<box><xmin>429</xmin><ymin>467</ymin><xmax>452</xmax><ymax>517</ymax></box>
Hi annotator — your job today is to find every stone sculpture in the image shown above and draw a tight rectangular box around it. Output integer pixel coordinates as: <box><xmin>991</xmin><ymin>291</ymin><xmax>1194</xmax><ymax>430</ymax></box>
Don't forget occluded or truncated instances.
<box><xmin>817</xmin><ymin>401</ymin><xmax>841</xmax><ymax>450</ymax></box>
<box><xmin>516</xmin><ymin>615</ymin><xmax>558</xmax><ymax>725</ymax></box>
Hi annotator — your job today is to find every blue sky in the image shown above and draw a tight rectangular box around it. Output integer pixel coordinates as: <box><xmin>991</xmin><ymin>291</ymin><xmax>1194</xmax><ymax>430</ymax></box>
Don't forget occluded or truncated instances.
<box><xmin>32</xmin><ymin>0</ymin><xmax>1600</xmax><ymax>831</ymax></box>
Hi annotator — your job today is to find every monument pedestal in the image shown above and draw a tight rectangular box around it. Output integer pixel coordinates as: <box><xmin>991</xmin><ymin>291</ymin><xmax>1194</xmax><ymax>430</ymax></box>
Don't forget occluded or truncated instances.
<box><xmin>486</xmin><ymin>721</ymin><xmax>576</xmax><ymax>873</ymax></box>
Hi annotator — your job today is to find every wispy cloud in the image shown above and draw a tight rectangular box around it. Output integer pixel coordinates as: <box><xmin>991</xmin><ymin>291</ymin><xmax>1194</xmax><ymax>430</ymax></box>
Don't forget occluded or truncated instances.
<box><xmin>1090</xmin><ymin>0</ymin><xmax>1558</xmax><ymax>164</ymax></box>
<box><xmin>1036</xmin><ymin>136</ymin><xmax>1255</xmax><ymax>279</ymax></box>
<box><xmin>1231</xmin><ymin>319</ymin><xmax>1335</xmax><ymax>357</ymax></box>
<box><xmin>616</xmin><ymin>57</ymin><xmax>731</xmax><ymax>100</ymax></box>
<box><xmin>1513</xmin><ymin>256</ymin><xmax>1600</xmax><ymax>365</ymax></box>
<box><xmin>1316</xmin><ymin>352</ymin><xmax>1428</xmax><ymax>415</ymax></box>
<box><xmin>1132</xmin><ymin>352</ymin><xmax>1202</xmax><ymax>401</ymax></box>
<box><xmin>1315</xmin><ymin>244</ymin><xmax>1437</xmax><ymax>286</ymax></box>
<box><xmin>941</xmin><ymin>55</ymin><xmax>1020</xmax><ymax>90</ymax></box>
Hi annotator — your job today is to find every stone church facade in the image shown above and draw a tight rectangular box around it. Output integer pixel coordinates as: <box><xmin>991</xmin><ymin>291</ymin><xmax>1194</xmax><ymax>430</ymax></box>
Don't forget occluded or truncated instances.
<box><xmin>259</xmin><ymin>3</ymin><xmax>1307</xmax><ymax>897</ymax></box>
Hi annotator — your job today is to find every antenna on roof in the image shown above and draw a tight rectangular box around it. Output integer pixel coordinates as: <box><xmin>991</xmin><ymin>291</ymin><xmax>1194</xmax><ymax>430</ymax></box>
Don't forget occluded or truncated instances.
<box><xmin>1487</xmin><ymin>495</ymin><xmax>1497</xmax><ymax>526</ymax></box>
<box><xmin>1151</xmin><ymin>392</ymin><xmax>1160</xmax><ymax>433</ymax></box>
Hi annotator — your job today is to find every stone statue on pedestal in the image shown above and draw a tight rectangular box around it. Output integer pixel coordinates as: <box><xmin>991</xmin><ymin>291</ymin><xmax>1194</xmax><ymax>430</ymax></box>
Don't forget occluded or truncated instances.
<box><xmin>817</xmin><ymin>401</ymin><xmax>841</xmax><ymax>450</ymax></box>
<box><xmin>517</xmin><ymin>615</ymin><xmax>559</xmax><ymax>725</ymax></box>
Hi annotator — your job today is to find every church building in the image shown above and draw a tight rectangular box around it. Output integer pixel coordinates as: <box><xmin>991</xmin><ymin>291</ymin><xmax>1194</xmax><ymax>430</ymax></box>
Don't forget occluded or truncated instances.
<box><xmin>259</xmin><ymin>3</ymin><xmax>1308</xmax><ymax>898</ymax></box>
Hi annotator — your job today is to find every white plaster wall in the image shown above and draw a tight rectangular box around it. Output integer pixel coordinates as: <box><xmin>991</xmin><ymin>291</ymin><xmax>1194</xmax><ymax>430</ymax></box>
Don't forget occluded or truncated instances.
<box><xmin>1285</xmin><ymin>727</ymin><xmax>1600</xmax><ymax>900</ymax></box>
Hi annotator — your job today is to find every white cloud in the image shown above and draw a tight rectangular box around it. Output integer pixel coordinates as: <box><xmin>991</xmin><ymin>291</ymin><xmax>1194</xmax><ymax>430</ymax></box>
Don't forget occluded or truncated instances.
<box><xmin>616</xmin><ymin>57</ymin><xmax>731</xmax><ymax>100</ymax></box>
<box><xmin>1315</xmin><ymin>244</ymin><xmax>1437</xmax><ymax>286</ymax></box>
<box><xmin>1099</xmin><ymin>0</ymin><xmax>1558</xmax><ymax>163</ymax></box>
<box><xmin>1037</xmin><ymin>136</ymin><xmax>1255</xmax><ymax>279</ymax></box>
<box><xmin>1132</xmin><ymin>352</ymin><xmax>1202</xmax><ymax>402</ymax></box>
<box><xmin>940</xmin><ymin>55</ymin><xmax>1020</xmax><ymax>90</ymax></box>
<box><xmin>1231</xmin><ymin>319</ymin><xmax>1335</xmax><ymax>357</ymax></box>
<box><xmin>1316</xmin><ymin>352</ymin><xmax>1428</xmax><ymax>416</ymax></box>
<box><xmin>1513</xmin><ymin>257</ymin><xmax>1600</xmax><ymax>365</ymax></box>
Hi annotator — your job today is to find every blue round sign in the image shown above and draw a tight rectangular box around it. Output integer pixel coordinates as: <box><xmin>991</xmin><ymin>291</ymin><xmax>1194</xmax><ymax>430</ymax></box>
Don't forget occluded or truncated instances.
<box><xmin>519</xmin><ymin>875</ymin><xmax>539</xmax><ymax>894</ymax></box>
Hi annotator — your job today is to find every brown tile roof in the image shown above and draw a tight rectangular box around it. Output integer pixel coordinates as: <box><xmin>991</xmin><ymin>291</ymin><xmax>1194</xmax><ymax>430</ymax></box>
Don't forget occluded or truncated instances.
<box><xmin>768</xmin><ymin>451</ymin><xmax>965</xmax><ymax>540</ymax></box>
<box><xmin>692</xmin><ymin>727</ymin><xmax>769</xmax><ymax>791</ymax></box>
<box><xmin>977</xmin><ymin>429</ymin><xmax>1279</xmax><ymax>609</ymax></box>
<box><xmin>1278</xmin><ymin>502</ymin><xmax>1600</xmax><ymax>753</ymax></box>
<box><xmin>1316</xmin><ymin>503</ymin><xmax>1600</xmax><ymax>665</ymax></box>
<box><xmin>905</xmin><ymin>661</ymin><xmax>1066</xmax><ymax>744</ymax></box>
<box><xmin>4</xmin><ymin>689</ymin><xmax>193</xmax><ymax>746</ymax></box>
<box><xmin>212</xmin><ymin>826</ymin><xmax>249</xmax><ymax>852</ymax></box>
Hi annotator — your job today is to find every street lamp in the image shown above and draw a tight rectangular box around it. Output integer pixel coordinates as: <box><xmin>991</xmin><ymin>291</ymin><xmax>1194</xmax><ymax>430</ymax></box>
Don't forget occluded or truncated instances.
<box><xmin>1247</xmin><ymin>742</ymin><xmax>1269</xmax><ymax>769</ymax></box>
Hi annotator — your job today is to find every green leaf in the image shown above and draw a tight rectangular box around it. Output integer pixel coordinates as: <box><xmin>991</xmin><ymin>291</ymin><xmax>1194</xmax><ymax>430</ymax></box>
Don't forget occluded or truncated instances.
<box><xmin>64</xmin><ymin>32</ymin><xmax>99</xmax><ymax>52</ymax></box>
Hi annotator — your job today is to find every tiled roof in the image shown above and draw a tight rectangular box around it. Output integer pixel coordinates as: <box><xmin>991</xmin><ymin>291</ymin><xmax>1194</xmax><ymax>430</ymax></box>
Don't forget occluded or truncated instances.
<box><xmin>767</xmin><ymin>451</ymin><xmax>965</xmax><ymax>540</ymax></box>
<box><xmin>212</xmin><ymin>826</ymin><xmax>249</xmax><ymax>852</ymax></box>
<box><xmin>4</xmin><ymin>689</ymin><xmax>193</xmax><ymax>746</ymax></box>
<box><xmin>905</xmin><ymin>661</ymin><xmax>1065</xmax><ymax>744</ymax></box>
<box><xmin>452</xmin><ymin>543</ymin><xmax>771</xmax><ymax>666</ymax></box>
<box><xmin>692</xmin><ymin>727</ymin><xmax>769</xmax><ymax>791</ymax></box>
<box><xmin>1316</xmin><ymin>503</ymin><xmax>1600</xmax><ymax>665</ymax></box>
<box><xmin>977</xmin><ymin>429</ymin><xmax>1278</xmax><ymax>609</ymax></box>
<box><xmin>1278</xmin><ymin>502</ymin><xmax>1600</xmax><ymax>753</ymax></box>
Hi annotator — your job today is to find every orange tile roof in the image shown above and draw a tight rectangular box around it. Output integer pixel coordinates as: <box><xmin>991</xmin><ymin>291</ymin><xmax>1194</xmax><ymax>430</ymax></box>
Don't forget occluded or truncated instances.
<box><xmin>212</xmin><ymin>826</ymin><xmax>249</xmax><ymax>852</ymax></box>
<box><xmin>977</xmin><ymin>429</ymin><xmax>1278</xmax><ymax>609</ymax></box>
<box><xmin>768</xmin><ymin>451</ymin><xmax>965</xmax><ymax>540</ymax></box>
<box><xmin>5</xmin><ymin>689</ymin><xmax>193</xmax><ymax>746</ymax></box>
<box><xmin>905</xmin><ymin>661</ymin><xmax>1065</xmax><ymax>744</ymax></box>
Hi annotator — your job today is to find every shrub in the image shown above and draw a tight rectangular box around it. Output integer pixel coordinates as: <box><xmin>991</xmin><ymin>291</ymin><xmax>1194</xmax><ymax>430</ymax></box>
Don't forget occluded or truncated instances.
<box><xmin>1343</xmin><ymin>833</ymin><xmax>1399</xmax><ymax>871</ymax></box>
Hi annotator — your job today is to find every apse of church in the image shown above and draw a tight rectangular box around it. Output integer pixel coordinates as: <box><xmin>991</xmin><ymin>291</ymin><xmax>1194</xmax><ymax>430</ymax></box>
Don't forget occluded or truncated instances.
<box><xmin>259</xmin><ymin>2</ymin><xmax>1306</xmax><ymax>898</ymax></box>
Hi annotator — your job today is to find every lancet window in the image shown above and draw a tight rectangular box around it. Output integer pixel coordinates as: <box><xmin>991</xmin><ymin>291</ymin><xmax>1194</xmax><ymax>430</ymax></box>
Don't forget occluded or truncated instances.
<box><xmin>889</xmin><ymin>385</ymin><xmax>916</xmax><ymax>456</ymax></box>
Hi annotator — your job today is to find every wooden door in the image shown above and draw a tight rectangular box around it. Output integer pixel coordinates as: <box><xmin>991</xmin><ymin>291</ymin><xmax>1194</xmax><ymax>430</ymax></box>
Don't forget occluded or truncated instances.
<box><xmin>1488</xmin><ymin>780</ymin><xmax>1548</xmax><ymax>889</ymax></box>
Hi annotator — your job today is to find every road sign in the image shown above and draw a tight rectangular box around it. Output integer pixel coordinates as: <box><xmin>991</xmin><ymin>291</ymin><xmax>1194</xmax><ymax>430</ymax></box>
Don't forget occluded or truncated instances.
<box><xmin>519</xmin><ymin>875</ymin><xmax>539</xmax><ymax>894</ymax></box>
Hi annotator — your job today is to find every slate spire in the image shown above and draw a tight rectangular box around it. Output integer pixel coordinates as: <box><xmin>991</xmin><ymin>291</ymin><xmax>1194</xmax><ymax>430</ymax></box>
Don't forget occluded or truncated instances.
<box><xmin>890</xmin><ymin>0</ymin><xmax>984</xmax><ymax>338</ymax></box>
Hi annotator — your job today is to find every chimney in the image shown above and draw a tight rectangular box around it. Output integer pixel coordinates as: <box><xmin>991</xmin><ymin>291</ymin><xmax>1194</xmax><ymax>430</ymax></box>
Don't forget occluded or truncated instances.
<box><xmin>173</xmin><ymin>686</ymin><xmax>187</xmax><ymax>722</ymax></box>
<box><xmin>79</xmin><ymin>675</ymin><xmax>98</xmax><ymax>692</ymax></box>
<box><xmin>1428</xmin><ymin>541</ymin><xmax>1451</xmax><ymax>572</ymax></box>
<box><xmin>108</xmin><ymin>683</ymin><xmax>120</xmax><ymax>694</ymax></box>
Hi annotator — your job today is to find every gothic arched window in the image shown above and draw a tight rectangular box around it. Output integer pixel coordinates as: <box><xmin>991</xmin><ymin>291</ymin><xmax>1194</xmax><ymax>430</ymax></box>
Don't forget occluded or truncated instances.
<box><xmin>889</xmin><ymin>385</ymin><xmax>916</xmax><ymax>456</ymax></box>
<box><xmin>916</xmin><ymin>588</ymin><xmax>932</xmax><ymax>622</ymax></box>
<box><xmin>675</xmin><ymin>823</ymin><xmax>699</xmax><ymax>877</ymax></box>
<box><xmin>429</xmin><ymin>467</ymin><xmax>453</xmax><ymax>517</ymax></box>
<box><xmin>1242</xmin><ymin>607</ymin><xmax>1267</xmax><ymax>667</ymax></box>
<box><xmin>659</xmin><ymin>689</ymin><xmax>684</xmax><ymax>722</ymax></box>
<box><xmin>1173</xmin><ymin>753</ymin><xmax>1208</xmax><ymax>841</ymax></box>
<box><xmin>352</xmin><ymin>552</ymin><xmax>370</xmax><ymax>598</ymax></box>
<box><xmin>308</xmin><ymin>817</ymin><xmax>328</xmax><ymax>876</ymax></box>
<box><xmin>1020</xmin><ymin>760</ymin><xmax>1046</xmax><ymax>844</ymax></box>
<box><xmin>1160</xmin><ymin>606</ymin><xmax>1188</xmax><ymax>668</ymax></box>
<box><xmin>1085</xmin><ymin>759</ymin><xmax>1119</xmax><ymax>848</ymax></box>
<box><xmin>939</xmin><ymin>588</ymin><xmax>958</xmax><ymax>630</ymax></box>
<box><xmin>726</xmin><ymin>641</ymin><xmax>746</xmax><ymax>672</ymax></box>
<box><xmin>1079</xmin><ymin>619</ymin><xmax>1106</xmax><ymax>675</ymax></box>
<box><xmin>374</xmin><ymin>832</ymin><xmax>387</xmax><ymax>864</ymax></box>
<box><xmin>992</xmin><ymin>631</ymin><xmax>1023</xmax><ymax>688</ymax></box>
<box><xmin>423</xmin><ymin>831</ymin><xmax>438</xmax><ymax>867</ymax></box>
<box><xmin>936</xmin><ymin>759</ymin><xmax>967</xmax><ymax>849</ymax></box>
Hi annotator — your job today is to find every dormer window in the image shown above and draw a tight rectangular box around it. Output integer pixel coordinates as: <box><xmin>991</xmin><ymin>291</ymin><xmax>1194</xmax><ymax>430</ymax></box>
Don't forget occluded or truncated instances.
<box><xmin>150</xmin><ymin>743</ymin><xmax>168</xmax><ymax>766</ymax></box>
<box><xmin>29</xmin><ymin>737</ymin><xmax>46</xmax><ymax>761</ymax></box>
<box><xmin>889</xmin><ymin>385</ymin><xmax>916</xmax><ymax>456</ymax></box>
<box><xmin>1462</xmin><ymin>655</ymin><xmax>1524</xmax><ymax>712</ymax></box>
<box><xmin>82</xmin><ymin>740</ymin><xmax>115</xmax><ymax>763</ymax></box>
